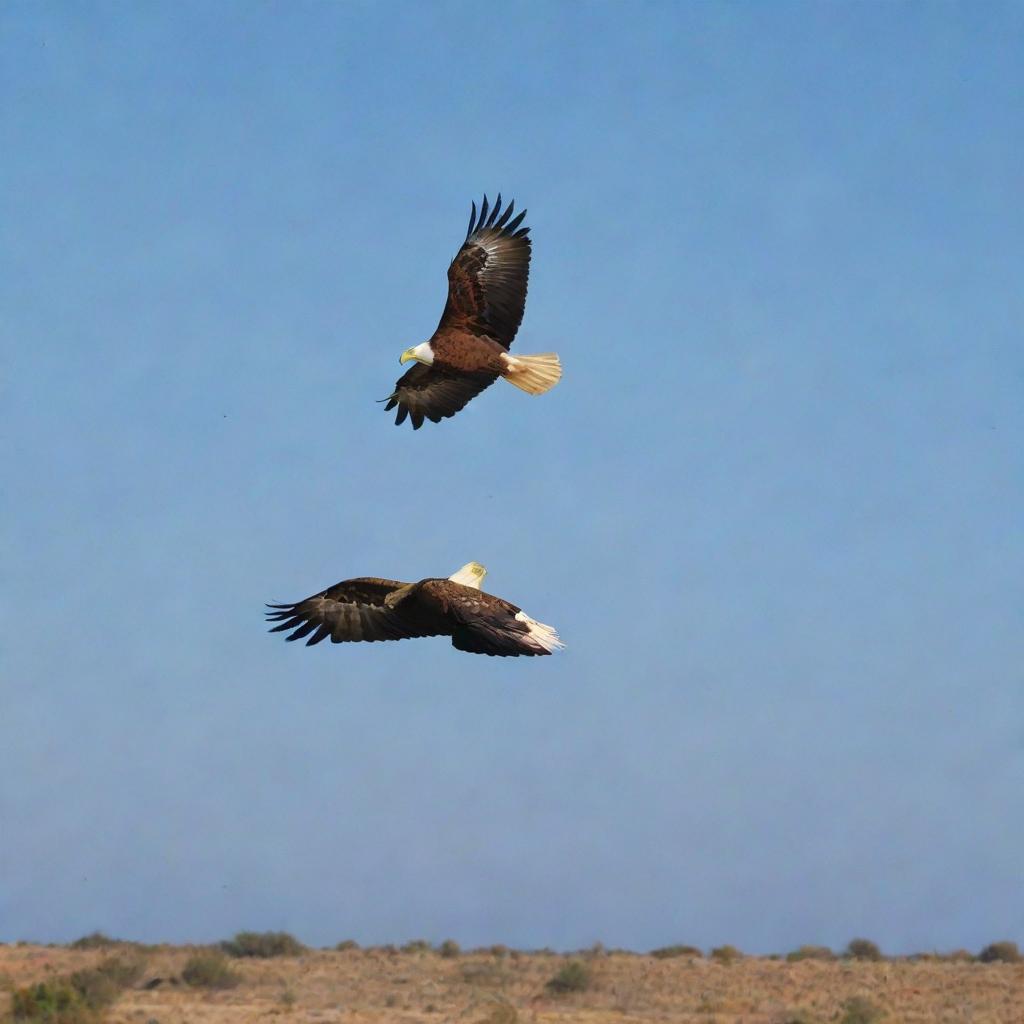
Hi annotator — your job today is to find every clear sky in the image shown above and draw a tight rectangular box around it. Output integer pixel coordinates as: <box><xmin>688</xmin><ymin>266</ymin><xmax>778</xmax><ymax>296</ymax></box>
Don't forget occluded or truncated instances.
<box><xmin>2</xmin><ymin>2</ymin><xmax>1022</xmax><ymax>954</ymax></box>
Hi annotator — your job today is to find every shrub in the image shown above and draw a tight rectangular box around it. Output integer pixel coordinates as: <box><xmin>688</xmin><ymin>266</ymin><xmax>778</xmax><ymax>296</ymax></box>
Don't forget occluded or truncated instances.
<box><xmin>70</xmin><ymin>956</ymin><xmax>146</xmax><ymax>1010</ymax></box>
<box><xmin>489</xmin><ymin>944</ymin><xmax>510</xmax><ymax>958</ymax></box>
<box><xmin>182</xmin><ymin>951</ymin><xmax>241</xmax><ymax>989</ymax></box>
<box><xmin>10</xmin><ymin>956</ymin><xmax>144</xmax><ymax>1024</ymax></box>
<box><xmin>838</xmin><ymin>995</ymin><xmax>884</xmax><ymax>1024</ymax></box>
<box><xmin>438</xmin><ymin>939</ymin><xmax>461</xmax><ymax>958</ymax></box>
<box><xmin>650</xmin><ymin>944</ymin><xmax>702</xmax><ymax>959</ymax></box>
<box><xmin>978</xmin><ymin>940</ymin><xmax>1021</xmax><ymax>963</ymax></box>
<box><xmin>709</xmin><ymin>944</ymin><xmax>741</xmax><ymax>964</ymax></box>
<box><xmin>334</xmin><ymin>940</ymin><xmax>359</xmax><ymax>952</ymax></box>
<box><xmin>220</xmin><ymin>931</ymin><xmax>305</xmax><ymax>958</ymax></box>
<box><xmin>65</xmin><ymin>969</ymin><xmax>118</xmax><ymax>1012</ymax></box>
<box><xmin>92</xmin><ymin>957</ymin><xmax>145</xmax><ymax>989</ymax></box>
<box><xmin>10</xmin><ymin>981</ymin><xmax>95</xmax><ymax>1023</ymax></box>
<box><xmin>845</xmin><ymin>938</ymin><xmax>883</xmax><ymax>961</ymax></box>
<box><xmin>401</xmin><ymin>939</ymin><xmax>431</xmax><ymax>954</ymax></box>
<box><xmin>786</xmin><ymin>945</ymin><xmax>835</xmax><ymax>962</ymax></box>
<box><xmin>545</xmin><ymin>960</ymin><xmax>591</xmax><ymax>994</ymax></box>
<box><xmin>68</xmin><ymin>933</ymin><xmax>120</xmax><ymax>951</ymax></box>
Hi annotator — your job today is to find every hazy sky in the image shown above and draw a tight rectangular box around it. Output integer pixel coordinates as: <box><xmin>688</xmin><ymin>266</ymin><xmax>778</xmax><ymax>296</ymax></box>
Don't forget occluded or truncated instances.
<box><xmin>3</xmin><ymin>2</ymin><xmax>1022</xmax><ymax>954</ymax></box>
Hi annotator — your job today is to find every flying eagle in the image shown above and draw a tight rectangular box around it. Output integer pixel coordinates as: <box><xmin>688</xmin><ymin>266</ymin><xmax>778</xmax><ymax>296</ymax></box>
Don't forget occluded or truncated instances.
<box><xmin>383</xmin><ymin>194</ymin><xmax>562</xmax><ymax>429</ymax></box>
<box><xmin>266</xmin><ymin>562</ymin><xmax>563</xmax><ymax>657</ymax></box>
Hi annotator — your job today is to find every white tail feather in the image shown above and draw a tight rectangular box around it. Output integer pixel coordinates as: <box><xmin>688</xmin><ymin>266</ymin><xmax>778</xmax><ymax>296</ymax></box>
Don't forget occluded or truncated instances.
<box><xmin>502</xmin><ymin>353</ymin><xmax>562</xmax><ymax>395</ymax></box>
<box><xmin>515</xmin><ymin>611</ymin><xmax>565</xmax><ymax>653</ymax></box>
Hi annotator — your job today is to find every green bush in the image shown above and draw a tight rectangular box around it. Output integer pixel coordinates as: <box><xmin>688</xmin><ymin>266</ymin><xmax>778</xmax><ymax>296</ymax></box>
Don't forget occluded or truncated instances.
<box><xmin>10</xmin><ymin>981</ymin><xmax>95</xmax><ymax>1023</ymax></box>
<box><xmin>220</xmin><ymin>931</ymin><xmax>305</xmax><ymax>958</ymax></box>
<box><xmin>9</xmin><ymin>956</ymin><xmax>144</xmax><ymax>1024</ymax></box>
<box><xmin>785</xmin><ymin>945</ymin><xmax>835</xmax><ymax>962</ymax></box>
<box><xmin>650</xmin><ymin>944</ymin><xmax>702</xmax><ymax>959</ymax></box>
<box><xmin>838</xmin><ymin>995</ymin><xmax>884</xmax><ymax>1024</ymax></box>
<box><xmin>978</xmin><ymin>940</ymin><xmax>1021</xmax><ymax>963</ymax></box>
<box><xmin>182</xmin><ymin>951</ymin><xmax>241</xmax><ymax>989</ymax></box>
<box><xmin>438</xmin><ymin>939</ymin><xmax>461</xmax><ymax>958</ymax></box>
<box><xmin>709</xmin><ymin>944</ymin><xmax>741</xmax><ymax>964</ymax></box>
<box><xmin>844</xmin><ymin>938</ymin><xmax>883</xmax><ymax>961</ymax></box>
<box><xmin>334</xmin><ymin>940</ymin><xmax>359</xmax><ymax>952</ymax></box>
<box><xmin>544</xmin><ymin>960</ymin><xmax>591</xmax><ymax>994</ymax></box>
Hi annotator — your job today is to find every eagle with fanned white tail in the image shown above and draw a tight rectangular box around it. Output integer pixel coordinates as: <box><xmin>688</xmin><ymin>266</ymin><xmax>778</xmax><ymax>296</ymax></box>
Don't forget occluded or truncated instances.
<box><xmin>383</xmin><ymin>194</ymin><xmax>562</xmax><ymax>429</ymax></box>
<box><xmin>266</xmin><ymin>562</ymin><xmax>563</xmax><ymax>657</ymax></box>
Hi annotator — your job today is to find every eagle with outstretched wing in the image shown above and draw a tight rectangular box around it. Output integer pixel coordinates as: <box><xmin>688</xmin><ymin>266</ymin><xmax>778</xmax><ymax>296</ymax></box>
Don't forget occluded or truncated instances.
<box><xmin>266</xmin><ymin>562</ymin><xmax>563</xmax><ymax>657</ymax></box>
<box><xmin>383</xmin><ymin>195</ymin><xmax>562</xmax><ymax>429</ymax></box>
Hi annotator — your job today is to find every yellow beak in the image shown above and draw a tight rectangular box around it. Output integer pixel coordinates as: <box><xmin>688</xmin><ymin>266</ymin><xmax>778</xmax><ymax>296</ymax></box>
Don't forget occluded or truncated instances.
<box><xmin>400</xmin><ymin>348</ymin><xmax>416</xmax><ymax>365</ymax></box>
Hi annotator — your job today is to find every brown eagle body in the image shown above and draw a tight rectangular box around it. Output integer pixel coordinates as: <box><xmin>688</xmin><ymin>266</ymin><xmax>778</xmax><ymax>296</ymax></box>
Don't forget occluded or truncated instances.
<box><xmin>266</xmin><ymin>564</ymin><xmax>563</xmax><ymax>657</ymax></box>
<box><xmin>384</xmin><ymin>194</ymin><xmax>562</xmax><ymax>429</ymax></box>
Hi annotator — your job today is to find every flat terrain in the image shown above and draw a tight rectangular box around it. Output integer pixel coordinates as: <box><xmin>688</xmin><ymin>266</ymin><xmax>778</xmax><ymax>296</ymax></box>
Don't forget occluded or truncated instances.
<box><xmin>2</xmin><ymin>943</ymin><xmax>1023</xmax><ymax>1023</ymax></box>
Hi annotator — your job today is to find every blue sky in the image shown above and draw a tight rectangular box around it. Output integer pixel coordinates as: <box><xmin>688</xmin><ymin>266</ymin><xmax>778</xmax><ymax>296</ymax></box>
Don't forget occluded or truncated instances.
<box><xmin>2</xmin><ymin>1</ymin><xmax>1022</xmax><ymax>953</ymax></box>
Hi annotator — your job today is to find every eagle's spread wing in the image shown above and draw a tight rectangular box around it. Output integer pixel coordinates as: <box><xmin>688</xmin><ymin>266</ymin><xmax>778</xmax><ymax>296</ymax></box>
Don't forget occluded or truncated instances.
<box><xmin>265</xmin><ymin>577</ymin><xmax>443</xmax><ymax>646</ymax></box>
<box><xmin>444</xmin><ymin>588</ymin><xmax>562</xmax><ymax>657</ymax></box>
<box><xmin>383</xmin><ymin>364</ymin><xmax>497</xmax><ymax>430</ymax></box>
<box><xmin>440</xmin><ymin>193</ymin><xmax>531</xmax><ymax>347</ymax></box>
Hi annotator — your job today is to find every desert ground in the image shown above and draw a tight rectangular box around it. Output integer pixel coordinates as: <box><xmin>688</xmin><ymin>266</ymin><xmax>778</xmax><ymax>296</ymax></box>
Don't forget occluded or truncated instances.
<box><xmin>3</xmin><ymin>941</ymin><xmax>1024</xmax><ymax>1024</ymax></box>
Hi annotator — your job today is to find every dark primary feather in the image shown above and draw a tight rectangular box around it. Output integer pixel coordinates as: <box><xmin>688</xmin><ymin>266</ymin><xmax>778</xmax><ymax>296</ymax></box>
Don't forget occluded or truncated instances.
<box><xmin>383</xmin><ymin>364</ymin><xmax>498</xmax><ymax>429</ymax></box>
<box><xmin>265</xmin><ymin>577</ymin><xmax>441</xmax><ymax>646</ymax></box>
<box><xmin>451</xmin><ymin>623</ymin><xmax>535</xmax><ymax>656</ymax></box>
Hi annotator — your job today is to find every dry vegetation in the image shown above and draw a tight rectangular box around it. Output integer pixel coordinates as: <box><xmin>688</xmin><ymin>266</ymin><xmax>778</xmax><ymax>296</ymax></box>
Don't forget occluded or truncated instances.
<box><xmin>1</xmin><ymin>936</ymin><xmax>1023</xmax><ymax>1023</ymax></box>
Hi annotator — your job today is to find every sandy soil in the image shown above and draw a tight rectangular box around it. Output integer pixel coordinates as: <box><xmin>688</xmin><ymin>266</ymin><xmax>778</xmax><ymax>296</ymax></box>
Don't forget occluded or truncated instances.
<box><xmin>2</xmin><ymin>943</ymin><xmax>1023</xmax><ymax>1023</ymax></box>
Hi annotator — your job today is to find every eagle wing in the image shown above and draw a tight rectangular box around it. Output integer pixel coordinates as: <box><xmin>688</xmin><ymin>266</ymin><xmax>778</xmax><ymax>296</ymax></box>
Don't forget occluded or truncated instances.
<box><xmin>265</xmin><ymin>577</ymin><xmax>444</xmax><ymax>646</ymax></box>
<box><xmin>442</xmin><ymin>586</ymin><xmax>561</xmax><ymax>657</ymax></box>
<box><xmin>383</xmin><ymin>195</ymin><xmax>531</xmax><ymax>429</ymax></box>
<box><xmin>439</xmin><ymin>193</ymin><xmax>531</xmax><ymax>347</ymax></box>
<box><xmin>383</xmin><ymin>363</ymin><xmax>498</xmax><ymax>429</ymax></box>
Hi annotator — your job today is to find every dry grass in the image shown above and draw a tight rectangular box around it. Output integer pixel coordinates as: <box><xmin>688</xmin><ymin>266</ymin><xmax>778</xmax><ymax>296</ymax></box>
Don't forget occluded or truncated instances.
<box><xmin>0</xmin><ymin>943</ymin><xmax>1023</xmax><ymax>1023</ymax></box>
